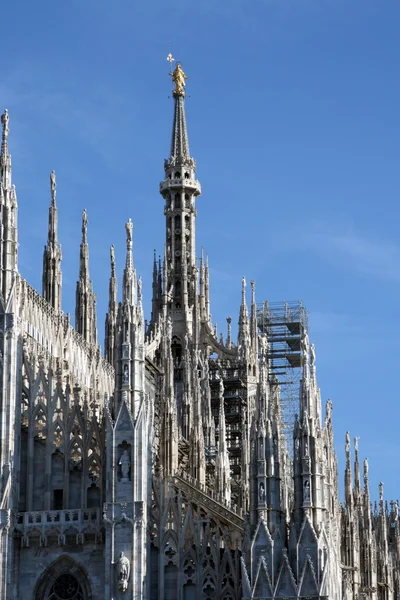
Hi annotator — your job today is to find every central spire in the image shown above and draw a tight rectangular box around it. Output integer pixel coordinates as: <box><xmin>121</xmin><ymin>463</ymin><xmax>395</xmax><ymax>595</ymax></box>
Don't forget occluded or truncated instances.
<box><xmin>159</xmin><ymin>61</ymin><xmax>201</xmax><ymax>343</ymax></box>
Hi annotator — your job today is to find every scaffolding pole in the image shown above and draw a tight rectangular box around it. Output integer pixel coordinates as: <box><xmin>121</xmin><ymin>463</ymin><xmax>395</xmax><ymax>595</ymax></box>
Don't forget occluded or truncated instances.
<box><xmin>257</xmin><ymin>300</ymin><xmax>308</xmax><ymax>456</ymax></box>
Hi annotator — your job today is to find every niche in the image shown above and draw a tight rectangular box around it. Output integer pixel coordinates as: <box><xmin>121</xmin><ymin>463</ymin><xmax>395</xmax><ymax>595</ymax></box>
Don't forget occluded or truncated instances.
<box><xmin>87</xmin><ymin>483</ymin><xmax>101</xmax><ymax>508</ymax></box>
<box><xmin>117</xmin><ymin>441</ymin><xmax>132</xmax><ymax>483</ymax></box>
<box><xmin>69</xmin><ymin>467</ymin><xmax>82</xmax><ymax>509</ymax></box>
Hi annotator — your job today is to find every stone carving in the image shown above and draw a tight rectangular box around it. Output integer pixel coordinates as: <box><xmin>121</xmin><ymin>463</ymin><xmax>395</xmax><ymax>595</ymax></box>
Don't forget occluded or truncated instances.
<box><xmin>301</xmin><ymin>331</ymin><xmax>309</xmax><ymax>359</ymax></box>
<box><xmin>345</xmin><ymin>431</ymin><xmax>350</xmax><ymax>453</ymax></box>
<box><xmin>310</xmin><ymin>343</ymin><xmax>316</xmax><ymax>366</ymax></box>
<box><xmin>1</xmin><ymin>109</ymin><xmax>9</xmax><ymax>136</ymax></box>
<box><xmin>126</xmin><ymin>218</ymin><xmax>133</xmax><ymax>244</ymax></box>
<box><xmin>50</xmin><ymin>170</ymin><xmax>56</xmax><ymax>198</ymax></box>
<box><xmin>304</xmin><ymin>439</ymin><xmax>309</xmax><ymax>458</ymax></box>
<box><xmin>119</xmin><ymin>450</ymin><xmax>131</xmax><ymax>482</ymax></box>
<box><xmin>304</xmin><ymin>480</ymin><xmax>310</xmax><ymax>502</ymax></box>
<box><xmin>259</xmin><ymin>482</ymin><xmax>265</xmax><ymax>502</ymax></box>
<box><xmin>117</xmin><ymin>551</ymin><xmax>130</xmax><ymax>592</ymax></box>
<box><xmin>123</xmin><ymin>363</ymin><xmax>129</xmax><ymax>384</ymax></box>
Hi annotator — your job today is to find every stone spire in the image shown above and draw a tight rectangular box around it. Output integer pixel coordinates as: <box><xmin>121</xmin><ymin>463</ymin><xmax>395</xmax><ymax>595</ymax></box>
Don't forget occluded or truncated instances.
<box><xmin>344</xmin><ymin>431</ymin><xmax>353</xmax><ymax>508</ymax></box>
<box><xmin>250</xmin><ymin>280</ymin><xmax>258</xmax><ymax>366</ymax></box>
<box><xmin>105</xmin><ymin>245</ymin><xmax>118</xmax><ymax>365</ymax></box>
<box><xmin>238</xmin><ymin>277</ymin><xmax>250</xmax><ymax>362</ymax></box>
<box><xmin>215</xmin><ymin>375</ymin><xmax>231</xmax><ymax>503</ymax></box>
<box><xmin>160</xmin><ymin>62</ymin><xmax>201</xmax><ymax>344</ymax></box>
<box><xmin>75</xmin><ymin>209</ymin><xmax>97</xmax><ymax>345</ymax></box>
<box><xmin>114</xmin><ymin>220</ymin><xmax>144</xmax><ymax>418</ymax></box>
<box><xmin>123</xmin><ymin>218</ymin><xmax>136</xmax><ymax>306</ymax></box>
<box><xmin>42</xmin><ymin>170</ymin><xmax>62</xmax><ymax>311</ymax></box>
<box><xmin>0</xmin><ymin>109</ymin><xmax>11</xmax><ymax>190</ymax></box>
<box><xmin>353</xmin><ymin>436</ymin><xmax>361</xmax><ymax>501</ymax></box>
<box><xmin>0</xmin><ymin>109</ymin><xmax>18</xmax><ymax>302</ymax></box>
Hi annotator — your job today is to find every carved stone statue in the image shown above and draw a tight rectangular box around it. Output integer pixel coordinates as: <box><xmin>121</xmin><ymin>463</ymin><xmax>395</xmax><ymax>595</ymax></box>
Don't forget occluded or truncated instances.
<box><xmin>1</xmin><ymin>109</ymin><xmax>9</xmax><ymax>135</ymax></box>
<box><xmin>218</xmin><ymin>373</ymin><xmax>224</xmax><ymax>400</ymax></box>
<box><xmin>110</xmin><ymin>245</ymin><xmax>115</xmax><ymax>274</ymax></box>
<box><xmin>364</xmin><ymin>457</ymin><xmax>369</xmax><ymax>476</ymax></box>
<box><xmin>304</xmin><ymin>439</ymin><xmax>309</xmax><ymax>458</ymax></box>
<box><xmin>117</xmin><ymin>551</ymin><xmax>130</xmax><ymax>592</ymax></box>
<box><xmin>259</xmin><ymin>482</ymin><xmax>265</xmax><ymax>502</ymax></box>
<box><xmin>123</xmin><ymin>363</ymin><xmax>129</xmax><ymax>384</ymax></box>
<box><xmin>119</xmin><ymin>450</ymin><xmax>131</xmax><ymax>481</ymax></box>
<box><xmin>379</xmin><ymin>481</ymin><xmax>384</xmax><ymax>502</ymax></box>
<box><xmin>301</xmin><ymin>331</ymin><xmax>309</xmax><ymax>360</ymax></box>
<box><xmin>325</xmin><ymin>399</ymin><xmax>332</xmax><ymax>422</ymax></box>
<box><xmin>310</xmin><ymin>343</ymin><xmax>316</xmax><ymax>366</ymax></box>
<box><xmin>171</xmin><ymin>63</ymin><xmax>188</xmax><ymax>95</ymax></box>
<box><xmin>345</xmin><ymin>431</ymin><xmax>350</xmax><ymax>453</ymax></box>
<box><xmin>304</xmin><ymin>479</ymin><xmax>310</xmax><ymax>502</ymax></box>
<box><xmin>126</xmin><ymin>218</ymin><xmax>133</xmax><ymax>244</ymax></box>
<box><xmin>82</xmin><ymin>209</ymin><xmax>88</xmax><ymax>237</ymax></box>
<box><xmin>50</xmin><ymin>170</ymin><xmax>56</xmax><ymax>197</ymax></box>
<box><xmin>166</xmin><ymin>316</ymin><xmax>173</xmax><ymax>340</ymax></box>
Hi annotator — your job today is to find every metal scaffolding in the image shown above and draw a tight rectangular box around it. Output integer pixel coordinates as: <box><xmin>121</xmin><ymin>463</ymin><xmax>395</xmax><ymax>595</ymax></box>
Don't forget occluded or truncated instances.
<box><xmin>256</xmin><ymin>301</ymin><xmax>308</xmax><ymax>454</ymax></box>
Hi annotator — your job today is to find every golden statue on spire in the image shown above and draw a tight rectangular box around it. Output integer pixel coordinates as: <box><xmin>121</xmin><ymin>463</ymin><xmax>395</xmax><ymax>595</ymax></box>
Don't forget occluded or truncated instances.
<box><xmin>171</xmin><ymin>63</ymin><xmax>188</xmax><ymax>96</ymax></box>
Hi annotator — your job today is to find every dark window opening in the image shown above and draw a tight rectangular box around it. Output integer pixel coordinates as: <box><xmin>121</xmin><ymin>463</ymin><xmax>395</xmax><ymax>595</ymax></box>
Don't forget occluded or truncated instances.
<box><xmin>53</xmin><ymin>489</ymin><xmax>63</xmax><ymax>510</ymax></box>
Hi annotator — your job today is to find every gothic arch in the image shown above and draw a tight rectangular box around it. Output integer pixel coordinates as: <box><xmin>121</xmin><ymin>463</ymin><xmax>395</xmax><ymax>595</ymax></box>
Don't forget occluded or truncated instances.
<box><xmin>33</xmin><ymin>555</ymin><xmax>92</xmax><ymax>600</ymax></box>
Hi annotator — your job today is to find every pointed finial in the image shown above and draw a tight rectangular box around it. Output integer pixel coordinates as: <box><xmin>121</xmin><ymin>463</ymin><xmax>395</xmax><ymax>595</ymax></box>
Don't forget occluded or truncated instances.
<box><xmin>110</xmin><ymin>245</ymin><xmax>116</xmax><ymax>277</ymax></box>
<box><xmin>170</xmin><ymin>63</ymin><xmax>188</xmax><ymax>96</ymax></box>
<box><xmin>82</xmin><ymin>209</ymin><xmax>88</xmax><ymax>242</ymax></box>
<box><xmin>241</xmin><ymin>277</ymin><xmax>246</xmax><ymax>304</ymax></box>
<box><xmin>50</xmin><ymin>170</ymin><xmax>56</xmax><ymax>204</ymax></box>
<box><xmin>379</xmin><ymin>481</ymin><xmax>384</xmax><ymax>503</ymax></box>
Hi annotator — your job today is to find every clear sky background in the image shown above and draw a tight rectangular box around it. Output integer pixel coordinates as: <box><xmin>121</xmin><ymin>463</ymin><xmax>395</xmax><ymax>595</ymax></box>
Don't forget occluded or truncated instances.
<box><xmin>2</xmin><ymin>0</ymin><xmax>399</xmax><ymax>502</ymax></box>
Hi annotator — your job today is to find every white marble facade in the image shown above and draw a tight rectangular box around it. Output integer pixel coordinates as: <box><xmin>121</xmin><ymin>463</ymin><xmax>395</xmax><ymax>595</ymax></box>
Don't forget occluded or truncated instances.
<box><xmin>0</xmin><ymin>73</ymin><xmax>399</xmax><ymax>600</ymax></box>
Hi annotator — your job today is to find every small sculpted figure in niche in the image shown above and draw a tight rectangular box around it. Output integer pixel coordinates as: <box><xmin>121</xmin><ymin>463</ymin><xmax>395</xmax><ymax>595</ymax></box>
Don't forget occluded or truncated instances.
<box><xmin>117</xmin><ymin>551</ymin><xmax>130</xmax><ymax>592</ymax></box>
<box><xmin>119</xmin><ymin>450</ymin><xmax>131</xmax><ymax>481</ymax></box>
<box><xmin>259</xmin><ymin>482</ymin><xmax>266</xmax><ymax>502</ymax></box>
<box><xmin>123</xmin><ymin>363</ymin><xmax>129</xmax><ymax>384</ymax></box>
<box><xmin>304</xmin><ymin>439</ymin><xmax>309</xmax><ymax>458</ymax></box>
<box><xmin>304</xmin><ymin>480</ymin><xmax>310</xmax><ymax>501</ymax></box>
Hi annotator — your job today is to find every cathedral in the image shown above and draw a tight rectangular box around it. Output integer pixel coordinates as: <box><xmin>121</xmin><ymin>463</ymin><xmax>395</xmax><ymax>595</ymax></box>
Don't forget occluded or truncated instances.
<box><xmin>0</xmin><ymin>62</ymin><xmax>398</xmax><ymax>600</ymax></box>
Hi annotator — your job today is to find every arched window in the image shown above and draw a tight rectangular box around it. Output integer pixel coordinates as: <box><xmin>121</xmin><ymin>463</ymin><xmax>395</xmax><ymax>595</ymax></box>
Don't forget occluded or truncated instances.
<box><xmin>47</xmin><ymin>574</ymin><xmax>84</xmax><ymax>599</ymax></box>
<box><xmin>34</xmin><ymin>556</ymin><xmax>91</xmax><ymax>600</ymax></box>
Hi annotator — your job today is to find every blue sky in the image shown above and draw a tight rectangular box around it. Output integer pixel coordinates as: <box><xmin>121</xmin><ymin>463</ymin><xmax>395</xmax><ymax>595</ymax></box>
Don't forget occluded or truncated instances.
<box><xmin>2</xmin><ymin>0</ymin><xmax>399</xmax><ymax>502</ymax></box>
